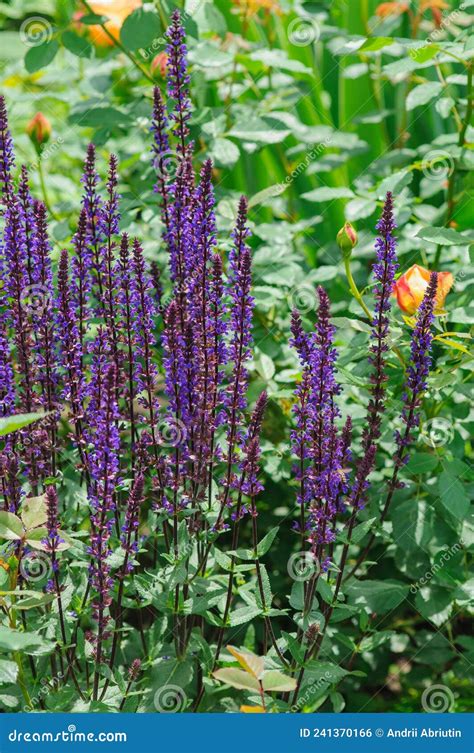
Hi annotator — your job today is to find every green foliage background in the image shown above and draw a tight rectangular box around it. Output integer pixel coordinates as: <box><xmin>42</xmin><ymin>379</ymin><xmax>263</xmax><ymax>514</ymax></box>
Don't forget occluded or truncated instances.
<box><xmin>0</xmin><ymin>0</ymin><xmax>472</xmax><ymax>713</ymax></box>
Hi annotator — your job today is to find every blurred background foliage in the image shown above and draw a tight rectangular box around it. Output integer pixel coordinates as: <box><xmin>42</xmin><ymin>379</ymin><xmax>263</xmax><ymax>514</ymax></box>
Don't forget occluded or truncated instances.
<box><xmin>0</xmin><ymin>0</ymin><xmax>473</xmax><ymax>712</ymax></box>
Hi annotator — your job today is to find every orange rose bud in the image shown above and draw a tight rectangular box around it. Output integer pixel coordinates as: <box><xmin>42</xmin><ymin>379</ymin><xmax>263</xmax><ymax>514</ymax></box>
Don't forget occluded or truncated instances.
<box><xmin>393</xmin><ymin>264</ymin><xmax>453</xmax><ymax>315</ymax></box>
<box><xmin>151</xmin><ymin>52</ymin><xmax>168</xmax><ymax>78</ymax></box>
<box><xmin>26</xmin><ymin>112</ymin><xmax>51</xmax><ymax>152</ymax></box>
<box><xmin>337</xmin><ymin>221</ymin><xmax>358</xmax><ymax>259</ymax></box>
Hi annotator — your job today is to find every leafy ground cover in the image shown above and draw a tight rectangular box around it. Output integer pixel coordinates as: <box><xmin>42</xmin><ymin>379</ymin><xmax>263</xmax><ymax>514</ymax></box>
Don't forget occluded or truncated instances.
<box><xmin>0</xmin><ymin>0</ymin><xmax>472</xmax><ymax>714</ymax></box>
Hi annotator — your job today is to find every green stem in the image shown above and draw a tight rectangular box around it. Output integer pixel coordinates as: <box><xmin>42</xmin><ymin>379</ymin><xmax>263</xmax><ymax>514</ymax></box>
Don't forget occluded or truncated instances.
<box><xmin>344</xmin><ymin>257</ymin><xmax>371</xmax><ymax>319</ymax></box>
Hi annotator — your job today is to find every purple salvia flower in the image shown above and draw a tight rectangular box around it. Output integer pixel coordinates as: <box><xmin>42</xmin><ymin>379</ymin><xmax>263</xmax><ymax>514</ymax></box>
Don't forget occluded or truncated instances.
<box><xmin>100</xmin><ymin>154</ymin><xmax>122</xmax><ymax>377</ymax></box>
<box><xmin>86</xmin><ymin>363</ymin><xmax>120</xmax><ymax>655</ymax></box>
<box><xmin>2</xmin><ymin>191</ymin><xmax>37</xmax><ymax>412</ymax></box>
<box><xmin>225</xmin><ymin>197</ymin><xmax>254</xmax><ymax>424</ymax></box>
<box><xmin>43</xmin><ymin>485</ymin><xmax>63</xmax><ymax>555</ymax></box>
<box><xmin>56</xmin><ymin>249</ymin><xmax>84</xmax><ymax>432</ymax></box>
<box><xmin>151</xmin><ymin>86</ymin><xmax>171</xmax><ymax>232</ymax></box>
<box><xmin>0</xmin><ymin>315</ymin><xmax>15</xmax><ymax>417</ymax></box>
<box><xmin>81</xmin><ymin>143</ymin><xmax>104</xmax><ymax>304</ymax></box>
<box><xmin>17</xmin><ymin>166</ymin><xmax>38</xmax><ymax>286</ymax></box>
<box><xmin>162</xmin><ymin>299</ymin><xmax>190</xmax><ymax>429</ymax></box>
<box><xmin>240</xmin><ymin>437</ymin><xmax>263</xmax><ymax>502</ymax></box>
<box><xmin>167</xmin><ymin>154</ymin><xmax>193</xmax><ymax>291</ymax></box>
<box><xmin>130</xmin><ymin>238</ymin><xmax>159</xmax><ymax>428</ymax></box>
<box><xmin>150</xmin><ymin>260</ymin><xmax>164</xmax><ymax>317</ymax></box>
<box><xmin>0</xmin><ymin>95</ymin><xmax>15</xmax><ymax>202</ymax></box>
<box><xmin>363</xmin><ymin>191</ymin><xmax>398</xmax><ymax>452</ymax></box>
<box><xmin>120</xmin><ymin>474</ymin><xmax>144</xmax><ymax>573</ymax></box>
<box><xmin>0</xmin><ymin>454</ymin><xmax>22</xmax><ymax>513</ymax></box>
<box><xmin>31</xmin><ymin>201</ymin><xmax>58</xmax><ymax>411</ymax></box>
<box><xmin>71</xmin><ymin>208</ymin><xmax>93</xmax><ymax>353</ymax></box>
<box><xmin>166</xmin><ymin>10</ymin><xmax>191</xmax><ymax>155</ymax></box>
<box><xmin>395</xmin><ymin>271</ymin><xmax>438</xmax><ymax>462</ymax></box>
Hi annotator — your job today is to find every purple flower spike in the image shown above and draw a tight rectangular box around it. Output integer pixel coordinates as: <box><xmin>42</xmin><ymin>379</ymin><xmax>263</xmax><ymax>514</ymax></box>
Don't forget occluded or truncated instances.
<box><xmin>166</xmin><ymin>9</ymin><xmax>191</xmax><ymax>155</ymax></box>
<box><xmin>395</xmin><ymin>271</ymin><xmax>438</xmax><ymax>459</ymax></box>
<box><xmin>0</xmin><ymin>95</ymin><xmax>15</xmax><ymax>201</ymax></box>
<box><xmin>363</xmin><ymin>191</ymin><xmax>399</xmax><ymax>451</ymax></box>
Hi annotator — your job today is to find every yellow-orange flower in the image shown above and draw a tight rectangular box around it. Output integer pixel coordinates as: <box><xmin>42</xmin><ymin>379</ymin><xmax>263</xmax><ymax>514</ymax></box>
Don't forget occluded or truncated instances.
<box><xmin>393</xmin><ymin>264</ymin><xmax>453</xmax><ymax>315</ymax></box>
<box><xmin>240</xmin><ymin>705</ymin><xmax>266</xmax><ymax>713</ymax></box>
<box><xmin>232</xmin><ymin>0</ymin><xmax>282</xmax><ymax>16</ymax></box>
<box><xmin>75</xmin><ymin>0</ymin><xmax>142</xmax><ymax>47</ymax></box>
<box><xmin>375</xmin><ymin>2</ymin><xmax>409</xmax><ymax>17</ymax></box>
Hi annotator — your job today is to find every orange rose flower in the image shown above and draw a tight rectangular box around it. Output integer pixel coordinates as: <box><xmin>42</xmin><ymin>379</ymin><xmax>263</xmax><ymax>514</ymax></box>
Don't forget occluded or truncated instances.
<box><xmin>393</xmin><ymin>264</ymin><xmax>453</xmax><ymax>315</ymax></box>
<box><xmin>75</xmin><ymin>0</ymin><xmax>142</xmax><ymax>47</ymax></box>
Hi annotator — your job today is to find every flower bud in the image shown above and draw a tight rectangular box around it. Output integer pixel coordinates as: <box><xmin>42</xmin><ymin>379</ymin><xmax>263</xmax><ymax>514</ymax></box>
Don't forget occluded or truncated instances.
<box><xmin>26</xmin><ymin>112</ymin><xmax>51</xmax><ymax>153</ymax></box>
<box><xmin>337</xmin><ymin>221</ymin><xmax>358</xmax><ymax>259</ymax></box>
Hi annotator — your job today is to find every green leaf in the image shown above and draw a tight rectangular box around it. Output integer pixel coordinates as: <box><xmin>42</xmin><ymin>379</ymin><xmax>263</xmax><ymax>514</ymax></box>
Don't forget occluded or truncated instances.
<box><xmin>0</xmin><ymin>511</ymin><xmax>24</xmax><ymax>541</ymax></box>
<box><xmin>406</xmin><ymin>452</ymin><xmax>439</xmax><ymax>475</ymax></box>
<box><xmin>0</xmin><ymin>627</ymin><xmax>54</xmax><ymax>656</ymax></box>
<box><xmin>408</xmin><ymin>44</ymin><xmax>440</xmax><ymax>63</ymax></box>
<box><xmin>20</xmin><ymin>495</ymin><xmax>47</xmax><ymax>530</ymax></box>
<box><xmin>406</xmin><ymin>82</ymin><xmax>443</xmax><ymax>110</ymax></box>
<box><xmin>62</xmin><ymin>30</ymin><xmax>92</xmax><ymax>58</ymax></box>
<box><xmin>415</xmin><ymin>585</ymin><xmax>453</xmax><ymax>627</ymax></box>
<box><xmin>0</xmin><ymin>659</ymin><xmax>18</xmax><ymax>684</ymax></box>
<box><xmin>416</xmin><ymin>226</ymin><xmax>472</xmax><ymax>246</ymax></box>
<box><xmin>256</xmin><ymin>526</ymin><xmax>279</xmax><ymax>557</ymax></box>
<box><xmin>0</xmin><ymin>412</ymin><xmax>50</xmax><ymax>437</ymax></box>
<box><xmin>69</xmin><ymin>106</ymin><xmax>130</xmax><ymax>128</ymax></box>
<box><xmin>358</xmin><ymin>37</ymin><xmax>394</xmax><ymax>52</ymax></box>
<box><xmin>346</xmin><ymin>580</ymin><xmax>409</xmax><ymax>613</ymax></box>
<box><xmin>213</xmin><ymin>667</ymin><xmax>260</xmax><ymax>691</ymax></box>
<box><xmin>282</xmin><ymin>631</ymin><xmax>305</xmax><ymax>664</ymax></box>
<box><xmin>229</xmin><ymin>605</ymin><xmax>262</xmax><ymax>627</ymax></box>
<box><xmin>120</xmin><ymin>9</ymin><xmax>162</xmax><ymax>51</ymax></box>
<box><xmin>261</xmin><ymin>670</ymin><xmax>296</xmax><ymax>692</ymax></box>
<box><xmin>304</xmin><ymin>660</ymin><xmax>349</xmax><ymax>685</ymax></box>
<box><xmin>0</xmin><ymin>693</ymin><xmax>19</xmax><ymax>708</ymax></box>
<box><xmin>209</xmin><ymin>138</ymin><xmax>239</xmax><ymax>167</ymax></box>
<box><xmin>24</xmin><ymin>39</ymin><xmax>59</xmax><ymax>73</ymax></box>
<box><xmin>301</xmin><ymin>187</ymin><xmax>354</xmax><ymax>202</ymax></box>
<box><xmin>438</xmin><ymin>471</ymin><xmax>470</xmax><ymax>522</ymax></box>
